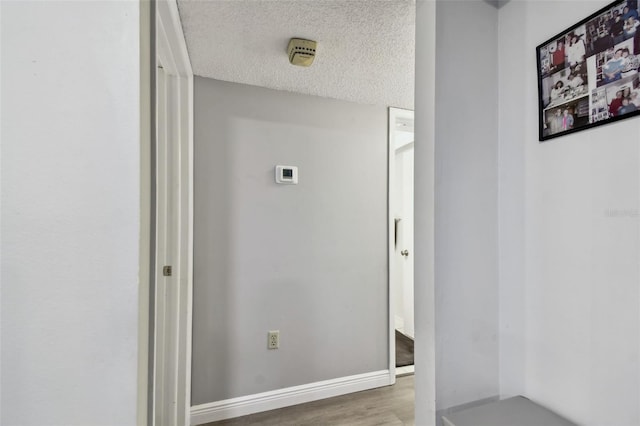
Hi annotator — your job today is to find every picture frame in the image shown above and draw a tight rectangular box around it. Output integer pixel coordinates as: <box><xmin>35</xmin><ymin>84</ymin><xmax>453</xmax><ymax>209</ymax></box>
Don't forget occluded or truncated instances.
<box><xmin>537</xmin><ymin>0</ymin><xmax>640</xmax><ymax>141</ymax></box>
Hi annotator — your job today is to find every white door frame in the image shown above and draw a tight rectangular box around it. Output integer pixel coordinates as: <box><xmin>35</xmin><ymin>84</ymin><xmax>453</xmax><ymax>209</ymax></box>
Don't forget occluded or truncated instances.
<box><xmin>150</xmin><ymin>1</ymin><xmax>194</xmax><ymax>425</ymax></box>
<box><xmin>388</xmin><ymin>107</ymin><xmax>415</xmax><ymax>379</ymax></box>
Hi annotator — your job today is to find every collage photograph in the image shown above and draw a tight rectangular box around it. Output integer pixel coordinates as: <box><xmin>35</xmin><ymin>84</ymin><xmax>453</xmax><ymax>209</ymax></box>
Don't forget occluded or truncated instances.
<box><xmin>538</xmin><ymin>0</ymin><xmax>640</xmax><ymax>139</ymax></box>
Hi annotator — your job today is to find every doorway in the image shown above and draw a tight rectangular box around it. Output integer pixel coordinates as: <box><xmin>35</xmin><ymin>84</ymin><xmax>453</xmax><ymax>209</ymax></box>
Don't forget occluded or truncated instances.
<box><xmin>151</xmin><ymin>1</ymin><xmax>194</xmax><ymax>425</ymax></box>
<box><xmin>389</xmin><ymin>107</ymin><xmax>415</xmax><ymax>377</ymax></box>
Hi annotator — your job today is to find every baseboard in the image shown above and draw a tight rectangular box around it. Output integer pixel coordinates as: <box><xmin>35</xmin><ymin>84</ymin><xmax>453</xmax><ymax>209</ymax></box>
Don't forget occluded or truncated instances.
<box><xmin>190</xmin><ymin>370</ymin><xmax>393</xmax><ymax>425</ymax></box>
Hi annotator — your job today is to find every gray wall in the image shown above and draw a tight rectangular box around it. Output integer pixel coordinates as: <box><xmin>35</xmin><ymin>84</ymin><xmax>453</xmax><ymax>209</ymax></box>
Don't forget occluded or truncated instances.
<box><xmin>433</xmin><ymin>0</ymin><xmax>500</xmax><ymax>412</ymax></box>
<box><xmin>192</xmin><ymin>77</ymin><xmax>389</xmax><ymax>405</ymax></box>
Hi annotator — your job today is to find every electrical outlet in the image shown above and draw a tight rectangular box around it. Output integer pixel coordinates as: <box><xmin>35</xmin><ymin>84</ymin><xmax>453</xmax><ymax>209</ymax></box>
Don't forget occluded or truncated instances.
<box><xmin>267</xmin><ymin>330</ymin><xmax>279</xmax><ymax>349</ymax></box>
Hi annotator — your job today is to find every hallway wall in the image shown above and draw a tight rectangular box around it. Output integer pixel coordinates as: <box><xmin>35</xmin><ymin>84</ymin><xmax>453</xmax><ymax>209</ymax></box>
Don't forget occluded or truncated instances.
<box><xmin>1</xmin><ymin>2</ymin><xmax>141</xmax><ymax>424</ymax></box>
<box><xmin>433</xmin><ymin>0</ymin><xmax>500</xmax><ymax>413</ymax></box>
<box><xmin>192</xmin><ymin>77</ymin><xmax>388</xmax><ymax>405</ymax></box>
<box><xmin>499</xmin><ymin>1</ymin><xmax>640</xmax><ymax>424</ymax></box>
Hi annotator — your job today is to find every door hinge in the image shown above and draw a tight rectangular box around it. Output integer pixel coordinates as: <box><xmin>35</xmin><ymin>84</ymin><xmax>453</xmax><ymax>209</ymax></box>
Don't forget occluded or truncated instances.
<box><xmin>162</xmin><ymin>265</ymin><xmax>172</xmax><ymax>277</ymax></box>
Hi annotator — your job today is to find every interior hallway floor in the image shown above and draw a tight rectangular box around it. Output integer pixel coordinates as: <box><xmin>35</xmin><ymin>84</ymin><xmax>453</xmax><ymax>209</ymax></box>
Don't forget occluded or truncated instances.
<box><xmin>203</xmin><ymin>374</ymin><xmax>415</xmax><ymax>426</ymax></box>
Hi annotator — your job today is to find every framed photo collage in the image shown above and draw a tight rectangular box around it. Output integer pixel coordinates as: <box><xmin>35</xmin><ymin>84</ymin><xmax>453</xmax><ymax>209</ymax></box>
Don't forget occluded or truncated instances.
<box><xmin>537</xmin><ymin>0</ymin><xmax>640</xmax><ymax>141</ymax></box>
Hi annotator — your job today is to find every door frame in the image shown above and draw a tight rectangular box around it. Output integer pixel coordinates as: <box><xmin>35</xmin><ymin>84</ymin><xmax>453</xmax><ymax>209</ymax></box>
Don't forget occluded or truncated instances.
<box><xmin>148</xmin><ymin>1</ymin><xmax>194</xmax><ymax>424</ymax></box>
<box><xmin>388</xmin><ymin>107</ymin><xmax>415</xmax><ymax>380</ymax></box>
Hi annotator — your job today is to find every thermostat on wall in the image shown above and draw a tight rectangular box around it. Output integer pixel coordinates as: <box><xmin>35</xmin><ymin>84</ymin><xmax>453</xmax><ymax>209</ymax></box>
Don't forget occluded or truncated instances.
<box><xmin>275</xmin><ymin>165</ymin><xmax>298</xmax><ymax>184</ymax></box>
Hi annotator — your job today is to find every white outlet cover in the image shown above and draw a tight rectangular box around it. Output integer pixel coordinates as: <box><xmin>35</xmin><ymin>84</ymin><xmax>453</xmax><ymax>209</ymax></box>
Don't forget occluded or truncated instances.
<box><xmin>268</xmin><ymin>330</ymin><xmax>280</xmax><ymax>349</ymax></box>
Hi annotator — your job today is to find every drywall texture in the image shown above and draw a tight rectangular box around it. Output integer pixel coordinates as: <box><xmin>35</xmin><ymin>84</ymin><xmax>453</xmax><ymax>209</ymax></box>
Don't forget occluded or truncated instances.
<box><xmin>433</xmin><ymin>0</ymin><xmax>500</xmax><ymax>412</ymax></box>
<box><xmin>499</xmin><ymin>1</ymin><xmax>640</xmax><ymax>425</ymax></box>
<box><xmin>413</xmin><ymin>1</ymin><xmax>438</xmax><ymax>424</ymax></box>
<box><xmin>192</xmin><ymin>77</ymin><xmax>388</xmax><ymax>405</ymax></box>
<box><xmin>1</xmin><ymin>2</ymin><xmax>140</xmax><ymax>425</ymax></box>
<box><xmin>177</xmin><ymin>0</ymin><xmax>415</xmax><ymax>109</ymax></box>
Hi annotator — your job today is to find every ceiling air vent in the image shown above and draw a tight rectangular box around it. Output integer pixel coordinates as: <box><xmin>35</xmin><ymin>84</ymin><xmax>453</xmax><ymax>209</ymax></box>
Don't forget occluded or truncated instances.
<box><xmin>287</xmin><ymin>38</ymin><xmax>317</xmax><ymax>67</ymax></box>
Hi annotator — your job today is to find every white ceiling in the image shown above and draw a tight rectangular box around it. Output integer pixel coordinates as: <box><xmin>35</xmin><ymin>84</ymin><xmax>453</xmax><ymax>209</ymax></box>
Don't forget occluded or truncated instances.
<box><xmin>177</xmin><ymin>0</ymin><xmax>416</xmax><ymax>109</ymax></box>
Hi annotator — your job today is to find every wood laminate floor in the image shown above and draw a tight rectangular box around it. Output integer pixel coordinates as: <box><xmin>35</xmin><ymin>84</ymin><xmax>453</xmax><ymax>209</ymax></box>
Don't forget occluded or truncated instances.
<box><xmin>203</xmin><ymin>375</ymin><xmax>415</xmax><ymax>426</ymax></box>
<box><xmin>395</xmin><ymin>330</ymin><xmax>414</xmax><ymax>367</ymax></box>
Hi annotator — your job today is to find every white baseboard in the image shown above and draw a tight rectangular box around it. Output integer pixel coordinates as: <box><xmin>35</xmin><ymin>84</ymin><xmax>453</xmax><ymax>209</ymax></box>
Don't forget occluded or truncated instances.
<box><xmin>190</xmin><ymin>370</ymin><xmax>393</xmax><ymax>425</ymax></box>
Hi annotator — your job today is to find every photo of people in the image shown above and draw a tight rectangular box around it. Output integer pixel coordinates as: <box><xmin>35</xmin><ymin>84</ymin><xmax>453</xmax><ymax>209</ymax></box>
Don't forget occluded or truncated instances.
<box><xmin>592</xmin><ymin>75</ymin><xmax>640</xmax><ymax>122</ymax></box>
<box><xmin>538</xmin><ymin>0</ymin><xmax>640</xmax><ymax>140</ymax></box>
<box><xmin>543</xmin><ymin>99</ymin><xmax>590</xmax><ymax>137</ymax></box>
<box><xmin>541</xmin><ymin>67</ymin><xmax>588</xmax><ymax>108</ymax></box>
<box><xmin>539</xmin><ymin>27</ymin><xmax>588</xmax><ymax>78</ymax></box>
<box><xmin>539</xmin><ymin>38</ymin><xmax>567</xmax><ymax>77</ymax></box>
<box><xmin>594</xmin><ymin>38</ymin><xmax>638</xmax><ymax>86</ymax></box>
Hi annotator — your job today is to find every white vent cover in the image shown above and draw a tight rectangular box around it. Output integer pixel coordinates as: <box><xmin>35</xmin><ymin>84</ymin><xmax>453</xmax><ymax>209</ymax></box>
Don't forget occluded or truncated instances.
<box><xmin>287</xmin><ymin>38</ymin><xmax>316</xmax><ymax>67</ymax></box>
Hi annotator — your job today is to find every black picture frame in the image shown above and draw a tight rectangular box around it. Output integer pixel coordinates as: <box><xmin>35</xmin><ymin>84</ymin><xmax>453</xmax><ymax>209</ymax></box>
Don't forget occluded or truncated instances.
<box><xmin>537</xmin><ymin>0</ymin><xmax>640</xmax><ymax>141</ymax></box>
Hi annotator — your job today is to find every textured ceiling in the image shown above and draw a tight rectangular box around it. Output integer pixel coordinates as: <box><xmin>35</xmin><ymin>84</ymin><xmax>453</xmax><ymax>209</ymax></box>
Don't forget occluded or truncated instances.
<box><xmin>177</xmin><ymin>0</ymin><xmax>415</xmax><ymax>109</ymax></box>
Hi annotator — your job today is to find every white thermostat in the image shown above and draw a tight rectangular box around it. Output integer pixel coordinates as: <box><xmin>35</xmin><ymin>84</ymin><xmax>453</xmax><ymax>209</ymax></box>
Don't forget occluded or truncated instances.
<box><xmin>275</xmin><ymin>165</ymin><xmax>298</xmax><ymax>184</ymax></box>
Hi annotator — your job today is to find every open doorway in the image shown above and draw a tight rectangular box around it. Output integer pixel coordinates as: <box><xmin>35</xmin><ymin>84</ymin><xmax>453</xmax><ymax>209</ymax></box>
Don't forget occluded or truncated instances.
<box><xmin>389</xmin><ymin>108</ymin><xmax>415</xmax><ymax>377</ymax></box>
<box><xmin>150</xmin><ymin>1</ymin><xmax>433</xmax><ymax>421</ymax></box>
<box><xmin>151</xmin><ymin>1</ymin><xmax>194</xmax><ymax>425</ymax></box>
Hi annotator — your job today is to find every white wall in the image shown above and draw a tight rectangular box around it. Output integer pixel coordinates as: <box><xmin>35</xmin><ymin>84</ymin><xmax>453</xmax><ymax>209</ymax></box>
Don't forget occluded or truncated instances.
<box><xmin>414</xmin><ymin>1</ymin><xmax>438</xmax><ymax>423</ymax></box>
<box><xmin>191</xmin><ymin>77</ymin><xmax>388</xmax><ymax>405</ymax></box>
<box><xmin>499</xmin><ymin>1</ymin><xmax>640</xmax><ymax>425</ymax></box>
<box><xmin>433</xmin><ymin>0</ymin><xmax>500</xmax><ymax>413</ymax></box>
<box><xmin>1</xmin><ymin>2</ymin><xmax>141</xmax><ymax>425</ymax></box>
